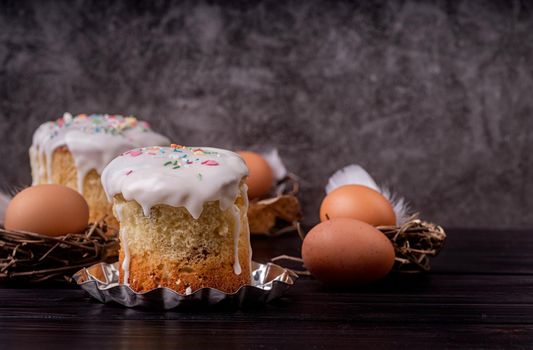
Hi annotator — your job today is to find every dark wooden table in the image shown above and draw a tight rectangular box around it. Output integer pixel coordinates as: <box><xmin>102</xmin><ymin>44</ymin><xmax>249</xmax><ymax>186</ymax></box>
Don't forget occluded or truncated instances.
<box><xmin>0</xmin><ymin>228</ymin><xmax>532</xmax><ymax>349</ymax></box>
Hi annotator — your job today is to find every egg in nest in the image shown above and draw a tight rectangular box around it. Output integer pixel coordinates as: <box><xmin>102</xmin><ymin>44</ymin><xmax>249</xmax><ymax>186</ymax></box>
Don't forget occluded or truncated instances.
<box><xmin>302</xmin><ymin>218</ymin><xmax>395</xmax><ymax>285</ymax></box>
<box><xmin>320</xmin><ymin>184</ymin><xmax>396</xmax><ymax>226</ymax></box>
<box><xmin>237</xmin><ymin>151</ymin><xmax>274</xmax><ymax>199</ymax></box>
<box><xmin>4</xmin><ymin>184</ymin><xmax>89</xmax><ymax>236</ymax></box>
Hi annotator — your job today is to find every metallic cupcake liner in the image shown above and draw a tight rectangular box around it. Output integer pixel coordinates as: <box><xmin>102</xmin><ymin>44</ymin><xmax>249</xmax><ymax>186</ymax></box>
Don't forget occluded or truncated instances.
<box><xmin>73</xmin><ymin>261</ymin><xmax>298</xmax><ymax>310</ymax></box>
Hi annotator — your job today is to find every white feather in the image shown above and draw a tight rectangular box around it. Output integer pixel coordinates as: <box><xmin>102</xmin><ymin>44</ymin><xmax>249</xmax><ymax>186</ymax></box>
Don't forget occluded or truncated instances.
<box><xmin>260</xmin><ymin>148</ymin><xmax>287</xmax><ymax>181</ymax></box>
<box><xmin>325</xmin><ymin>164</ymin><xmax>379</xmax><ymax>193</ymax></box>
<box><xmin>380</xmin><ymin>187</ymin><xmax>411</xmax><ymax>225</ymax></box>
<box><xmin>0</xmin><ymin>192</ymin><xmax>11</xmax><ymax>225</ymax></box>
<box><xmin>325</xmin><ymin>164</ymin><xmax>410</xmax><ymax>225</ymax></box>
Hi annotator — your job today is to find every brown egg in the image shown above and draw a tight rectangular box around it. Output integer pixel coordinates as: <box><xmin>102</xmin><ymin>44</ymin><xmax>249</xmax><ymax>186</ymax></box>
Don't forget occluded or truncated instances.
<box><xmin>4</xmin><ymin>184</ymin><xmax>89</xmax><ymax>236</ymax></box>
<box><xmin>302</xmin><ymin>218</ymin><xmax>395</xmax><ymax>285</ymax></box>
<box><xmin>237</xmin><ymin>151</ymin><xmax>274</xmax><ymax>199</ymax></box>
<box><xmin>320</xmin><ymin>184</ymin><xmax>396</xmax><ymax>226</ymax></box>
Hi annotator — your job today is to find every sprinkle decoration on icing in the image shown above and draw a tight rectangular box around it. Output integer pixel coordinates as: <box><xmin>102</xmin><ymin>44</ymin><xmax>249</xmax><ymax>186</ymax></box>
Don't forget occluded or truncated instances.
<box><xmin>102</xmin><ymin>146</ymin><xmax>248</xmax><ymax>219</ymax></box>
<box><xmin>30</xmin><ymin>113</ymin><xmax>170</xmax><ymax>194</ymax></box>
<box><xmin>101</xmin><ymin>146</ymin><xmax>249</xmax><ymax>276</ymax></box>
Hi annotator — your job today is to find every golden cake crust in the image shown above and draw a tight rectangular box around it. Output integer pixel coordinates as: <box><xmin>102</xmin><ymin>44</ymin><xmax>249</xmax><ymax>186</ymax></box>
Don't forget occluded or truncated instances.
<box><xmin>120</xmin><ymin>249</ymin><xmax>251</xmax><ymax>293</ymax></box>
<box><xmin>115</xmin><ymin>192</ymin><xmax>252</xmax><ymax>294</ymax></box>
<box><xmin>31</xmin><ymin>147</ymin><xmax>117</xmax><ymax>227</ymax></box>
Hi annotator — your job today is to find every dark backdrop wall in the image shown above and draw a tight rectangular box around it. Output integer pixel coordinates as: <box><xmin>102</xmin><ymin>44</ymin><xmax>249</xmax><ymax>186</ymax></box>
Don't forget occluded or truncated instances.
<box><xmin>1</xmin><ymin>0</ymin><xmax>532</xmax><ymax>228</ymax></box>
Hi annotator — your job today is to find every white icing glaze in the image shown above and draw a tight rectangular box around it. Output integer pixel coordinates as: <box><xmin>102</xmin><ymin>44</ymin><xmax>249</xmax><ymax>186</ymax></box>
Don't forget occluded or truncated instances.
<box><xmin>120</xmin><ymin>227</ymin><xmax>131</xmax><ymax>286</ymax></box>
<box><xmin>231</xmin><ymin>204</ymin><xmax>242</xmax><ymax>275</ymax></box>
<box><xmin>30</xmin><ymin>113</ymin><xmax>170</xmax><ymax>194</ymax></box>
<box><xmin>114</xmin><ymin>203</ymin><xmax>131</xmax><ymax>285</ymax></box>
<box><xmin>101</xmin><ymin>146</ymin><xmax>249</xmax><ymax>220</ymax></box>
<box><xmin>240</xmin><ymin>184</ymin><xmax>253</xmax><ymax>266</ymax></box>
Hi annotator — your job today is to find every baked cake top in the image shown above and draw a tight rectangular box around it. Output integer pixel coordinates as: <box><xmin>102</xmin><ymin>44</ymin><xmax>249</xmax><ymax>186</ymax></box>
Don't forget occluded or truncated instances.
<box><xmin>30</xmin><ymin>113</ymin><xmax>169</xmax><ymax>192</ymax></box>
<box><xmin>101</xmin><ymin>145</ymin><xmax>249</xmax><ymax>219</ymax></box>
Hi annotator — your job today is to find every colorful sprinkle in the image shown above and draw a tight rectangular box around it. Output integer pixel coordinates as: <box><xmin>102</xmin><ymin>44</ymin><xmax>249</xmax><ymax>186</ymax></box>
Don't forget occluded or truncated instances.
<box><xmin>49</xmin><ymin>114</ymin><xmax>147</xmax><ymax>138</ymax></box>
<box><xmin>129</xmin><ymin>150</ymin><xmax>143</xmax><ymax>157</ymax></box>
<box><xmin>141</xmin><ymin>121</ymin><xmax>150</xmax><ymax>129</ymax></box>
<box><xmin>125</xmin><ymin>170</ymin><xmax>133</xmax><ymax>176</ymax></box>
<box><xmin>202</xmin><ymin>160</ymin><xmax>219</xmax><ymax>166</ymax></box>
<box><xmin>125</xmin><ymin>116</ymin><xmax>137</xmax><ymax>126</ymax></box>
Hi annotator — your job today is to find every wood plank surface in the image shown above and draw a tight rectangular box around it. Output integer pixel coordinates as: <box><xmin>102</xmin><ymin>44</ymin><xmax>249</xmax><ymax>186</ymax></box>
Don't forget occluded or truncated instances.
<box><xmin>0</xmin><ymin>229</ymin><xmax>531</xmax><ymax>349</ymax></box>
<box><xmin>1</xmin><ymin>320</ymin><xmax>532</xmax><ymax>349</ymax></box>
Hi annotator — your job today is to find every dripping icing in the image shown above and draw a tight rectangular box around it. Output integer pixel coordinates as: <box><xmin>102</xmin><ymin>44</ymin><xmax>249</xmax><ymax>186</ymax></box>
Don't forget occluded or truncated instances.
<box><xmin>120</xmin><ymin>227</ymin><xmax>130</xmax><ymax>285</ymax></box>
<box><xmin>231</xmin><ymin>204</ymin><xmax>242</xmax><ymax>275</ymax></box>
<box><xmin>29</xmin><ymin>113</ymin><xmax>169</xmax><ymax>193</ymax></box>
<box><xmin>241</xmin><ymin>183</ymin><xmax>253</xmax><ymax>265</ymax></box>
<box><xmin>76</xmin><ymin>169</ymin><xmax>87</xmax><ymax>194</ymax></box>
<box><xmin>101</xmin><ymin>146</ymin><xmax>249</xmax><ymax>220</ymax></box>
<box><xmin>115</xmin><ymin>204</ymin><xmax>130</xmax><ymax>285</ymax></box>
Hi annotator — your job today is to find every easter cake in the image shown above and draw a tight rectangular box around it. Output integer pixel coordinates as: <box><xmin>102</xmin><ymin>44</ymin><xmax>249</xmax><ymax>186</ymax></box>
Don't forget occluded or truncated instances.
<box><xmin>30</xmin><ymin>113</ymin><xmax>169</xmax><ymax>225</ymax></box>
<box><xmin>101</xmin><ymin>145</ymin><xmax>252</xmax><ymax>294</ymax></box>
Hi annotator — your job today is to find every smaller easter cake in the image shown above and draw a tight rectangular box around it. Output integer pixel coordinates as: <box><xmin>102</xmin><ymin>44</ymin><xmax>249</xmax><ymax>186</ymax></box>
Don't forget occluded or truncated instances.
<box><xmin>101</xmin><ymin>145</ymin><xmax>252</xmax><ymax>294</ymax></box>
<box><xmin>30</xmin><ymin>113</ymin><xmax>169</xmax><ymax>225</ymax></box>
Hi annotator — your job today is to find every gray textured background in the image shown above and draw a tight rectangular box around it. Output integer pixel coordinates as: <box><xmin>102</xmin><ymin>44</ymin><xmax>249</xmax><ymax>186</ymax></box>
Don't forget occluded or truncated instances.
<box><xmin>0</xmin><ymin>0</ymin><xmax>532</xmax><ymax>228</ymax></box>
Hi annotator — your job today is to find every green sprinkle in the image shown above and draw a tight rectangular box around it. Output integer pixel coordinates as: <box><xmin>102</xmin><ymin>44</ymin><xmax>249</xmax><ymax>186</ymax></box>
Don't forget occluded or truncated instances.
<box><xmin>197</xmin><ymin>173</ymin><xmax>203</xmax><ymax>180</ymax></box>
<box><xmin>164</xmin><ymin>161</ymin><xmax>172</xmax><ymax>166</ymax></box>
<box><xmin>173</xmin><ymin>165</ymin><xmax>181</xmax><ymax>169</ymax></box>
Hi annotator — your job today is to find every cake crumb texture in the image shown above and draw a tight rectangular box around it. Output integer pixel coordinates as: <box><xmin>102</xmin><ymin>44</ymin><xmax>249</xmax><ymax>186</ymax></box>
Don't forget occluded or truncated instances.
<box><xmin>115</xmin><ymin>189</ymin><xmax>251</xmax><ymax>293</ymax></box>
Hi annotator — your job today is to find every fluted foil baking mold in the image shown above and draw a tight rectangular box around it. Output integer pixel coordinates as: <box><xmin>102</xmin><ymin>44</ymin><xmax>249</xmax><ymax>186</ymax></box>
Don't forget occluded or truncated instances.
<box><xmin>73</xmin><ymin>261</ymin><xmax>298</xmax><ymax>310</ymax></box>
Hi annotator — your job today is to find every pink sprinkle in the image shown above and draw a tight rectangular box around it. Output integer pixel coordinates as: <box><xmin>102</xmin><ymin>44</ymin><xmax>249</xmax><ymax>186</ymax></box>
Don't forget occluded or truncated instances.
<box><xmin>202</xmin><ymin>160</ymin><xmax>219</xmax><ymax>166</ymax></box>
<box><xmin>129</xmin><ymin>150</ymin><xmax>142</xmax><ymax>157</ymax></box>
<box><xmin>125</xmin><ymin>170</ymin><xmax>133</xmax><ymax>176</ymax></box>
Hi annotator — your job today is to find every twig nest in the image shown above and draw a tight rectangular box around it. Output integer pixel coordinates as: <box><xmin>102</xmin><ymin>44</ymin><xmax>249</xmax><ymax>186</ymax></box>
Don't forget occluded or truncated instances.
<box><xmin>378</xmin><ymin>215</ymin><xmax>446</xmax><ymax>272</ymax></box>
<box><xmin>248</xmin><ymin>175</ymin><xmax>302</xmax><ymax>235</ymax></box>
<box><xmin>0</xmin><ymin>221</ymin><xmax>119</xmax><ymax>283</ymax></box>
<box><xmin>248</xmin><ymin>195</ymin><xmax>301</xmax><ymax>234</ymax></box>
